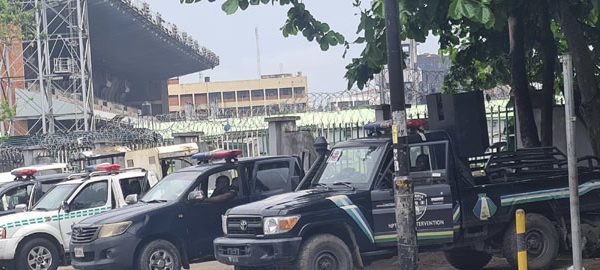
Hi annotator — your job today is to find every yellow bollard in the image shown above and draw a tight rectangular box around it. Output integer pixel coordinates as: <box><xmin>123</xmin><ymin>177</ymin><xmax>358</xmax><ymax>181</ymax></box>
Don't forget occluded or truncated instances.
<box><xmin>516</xmin><ymin>209</ymin><xmax>527</xmax><ymax>270</ymax></box>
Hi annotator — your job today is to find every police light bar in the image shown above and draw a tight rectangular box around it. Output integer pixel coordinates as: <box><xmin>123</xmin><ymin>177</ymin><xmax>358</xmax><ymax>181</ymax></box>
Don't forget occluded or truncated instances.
<box><xmin>85</xmin><ymin>163</ymin><xmax>121</xmax><ymax>173</ymax></box>
<box><xmin>364</xmin><ymin>119</ymin><xmax>427</xmax><ymax>132</ymax></box>
<box><xmin>192</xmin><ymin>150</ymin><xmax>242</xmax><ymax>162</ymax></box>
<box><xmin>12</xmin><ymin>168</ymin><xmax>37</xmax><ymax>178</ymax></box>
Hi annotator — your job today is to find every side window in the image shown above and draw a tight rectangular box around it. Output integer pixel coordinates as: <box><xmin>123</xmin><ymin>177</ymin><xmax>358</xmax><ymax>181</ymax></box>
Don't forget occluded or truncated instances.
<box><xmin>206</xmin><ymin>169</ymin><xmax>240</xmax><ymax>198</ymax></box>
<box><xmin>71</xmin><ymin>181</ymin><xmax>108</xmax><ymax>211</ymax></box>
<box><xmin>254</xmin><ymin>161</ymin><xmax>291</xmax><ymax>194</ymax></box>
<box><xmin>0</xmin><ymin>185</ymin><xmax>32</xmax><ymax>211</ymax></box>
<box><xmin>409</xmin><ymin>143</ymin><xmax>447</xmax><ymax>172</ymax></box>
<box><xmin>119</xmin><ymin>176</ymin><xmax>148</xmax><ymax>198</ymax></box>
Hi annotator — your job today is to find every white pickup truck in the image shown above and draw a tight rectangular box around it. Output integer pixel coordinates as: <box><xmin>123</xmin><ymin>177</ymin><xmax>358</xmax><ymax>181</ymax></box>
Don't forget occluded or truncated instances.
<box><xmin>0</xmin><ymin>165</ymin><xmax>158</xmax><ymax>270</ymax></box>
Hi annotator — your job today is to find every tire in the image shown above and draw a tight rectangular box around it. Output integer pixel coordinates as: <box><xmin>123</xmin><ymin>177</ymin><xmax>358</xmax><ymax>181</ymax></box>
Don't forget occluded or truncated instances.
<box><xmin>16</xmin><ymin>237</ymin><xmax>60</xmax><ymax>270</ymax></box>
<box><xmin>503</xmin><ymin>213</ymin><xmax>559</xmax><ymax>270</ymax></box>
<box><xmin>444</xmin><ymin>248</ymin><xmax>492</xmax><ymax>270</ymax></box>
<box><xmin>235</xmin><ymin>267</ymin><xmax>268</xmax><ymax>270</ymax></box>
<box><xmin>138</xmin><ymin>240</ymin><xmax>182</xmax><ymax>270</ymax></box>
<box><xmin>294</xmin><ymin>234</ymin><xmax>353</xmax><ymax>270</ymax></box>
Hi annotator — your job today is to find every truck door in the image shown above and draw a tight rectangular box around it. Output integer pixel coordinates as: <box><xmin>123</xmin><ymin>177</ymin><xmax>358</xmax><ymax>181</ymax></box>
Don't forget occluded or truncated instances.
<box><xmin>184</xmin><ymin>167</ymin><xmax>248</xmax><ymax>258</ymax></box>
<box><xmin>410</xmin><ymin>141</ymin><xmax>455</xmax><ymax>244</ymax></box>
<box><xmin>59</xmin><ymin>180</ymin><xmax>110</xmax><ymax>249</ymax></box>
<box><xmin>249</xmin><ymin>158</ymin><xmax>295</xmax><ymax>201</ymax></box>
<box><xmin>371</xmin><ymin>142</ymin><xmax>455</xmax><ymax>246</ymax></box>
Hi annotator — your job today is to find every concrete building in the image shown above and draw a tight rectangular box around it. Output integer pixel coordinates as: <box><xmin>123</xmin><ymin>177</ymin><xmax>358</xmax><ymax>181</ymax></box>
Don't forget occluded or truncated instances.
<box><xmin>167</xmin><ymin>73</ymin><xmax>308</xmax><ymax>118</ymax></box>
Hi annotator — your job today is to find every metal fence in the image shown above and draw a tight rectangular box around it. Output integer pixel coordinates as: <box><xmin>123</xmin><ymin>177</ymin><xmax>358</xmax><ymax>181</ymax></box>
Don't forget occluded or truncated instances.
<box><xmin>186</xmin><ymin>103</ymin><xmax>515</xmax><ymax>158</ymax></box>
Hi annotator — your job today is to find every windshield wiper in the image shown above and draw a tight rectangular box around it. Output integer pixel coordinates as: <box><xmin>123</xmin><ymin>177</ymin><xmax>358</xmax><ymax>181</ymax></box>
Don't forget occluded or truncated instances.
<box><xmin>140</xmin><ymin>199</ymin><xmax>167</xmax><ymax>203</ymax></box>
<box><xmin>333</xmin><ymin>182</ymin><xmax>356</xmax><ymax>190</ymax></box>
<box><xmin>34</xmin><ymin>208</ymin><xmax>48</xmax><ymax>211</ymax></box>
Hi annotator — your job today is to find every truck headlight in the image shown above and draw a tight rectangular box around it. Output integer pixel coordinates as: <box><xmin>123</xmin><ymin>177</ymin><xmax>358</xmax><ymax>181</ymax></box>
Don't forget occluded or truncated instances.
<box><xmin>222</xmin><ymin>215</ymin><xmax>228</xmax><ymax>234</ymax></box>
<box><xmin>98</xmin><ymin>221</ymin><xmax>132</xmax><ymax>239</ymax></box>
<box><xmin>263</xmin><ymin>216</ymin><xmax>300</xmax><ymax>235</ymax></box>
<box><xmin>0</xmin><ymin>227</ymin><xmax>5</xmax><ymax>239</ymax></box>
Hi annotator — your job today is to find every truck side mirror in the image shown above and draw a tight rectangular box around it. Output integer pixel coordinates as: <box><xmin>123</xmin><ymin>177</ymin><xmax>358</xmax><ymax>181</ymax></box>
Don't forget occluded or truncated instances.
<box><xmin>188</xmin><ymin>190</ymin><xmax>205</xmax><ymax>202</ymax></box>
<box><xmin>125</xmin><ymin>194</ymin><xmax>138</xmax><ymax>205</ymax></box>
<box><xmin>60</xmin><ymin>201</ymin><xmax>70</xmax><ymax>213</ymax></box>
<box><xmin>15</xmin><ymin>204</ymin><xmax>27</xmax><ymax>213</ymax></box>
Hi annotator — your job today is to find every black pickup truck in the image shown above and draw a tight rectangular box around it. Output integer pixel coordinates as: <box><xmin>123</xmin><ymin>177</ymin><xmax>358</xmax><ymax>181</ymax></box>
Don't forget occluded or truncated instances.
<box><xmin>69</xmin><ymin>151</ymin><xmax>304</xmax><ymax>270</ymax></box>
<box><xmin>214</xmin><ymin>131</ymin><xmax>600</xmax><ymax>270</ymax></box>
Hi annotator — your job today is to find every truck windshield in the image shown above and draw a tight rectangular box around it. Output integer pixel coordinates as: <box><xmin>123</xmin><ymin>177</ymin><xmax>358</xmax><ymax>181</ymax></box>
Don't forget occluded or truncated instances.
<box><xmin>33</xmin><ymin>184</ymin><xmax>79</xmax><ymax>211</ymax></box>
<box><xmin>141</xmin><ymin>172</ymin><xmax>199</xmax><ymax>202</ymax></box>
<box><xmin>317</xmin><ymin>146</ymin><xmax>384</xmax><ymax>189</ymax></box>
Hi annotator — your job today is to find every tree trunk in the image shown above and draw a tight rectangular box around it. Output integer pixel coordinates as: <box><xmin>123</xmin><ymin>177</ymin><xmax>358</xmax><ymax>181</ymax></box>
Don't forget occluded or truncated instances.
<box><xmin>557</xmin><ymin>1</ymin><xmax>600</xmax><ymax>157</ymax></box>
<box><xmin>508</xmin><ymin>9</ymin><xmax>541</xmax><ymax>148</ymax></box>
<box><xmin>539</xmin><ymin>1</ymin><xmax>557</xmax><ymax>147</ymax></box>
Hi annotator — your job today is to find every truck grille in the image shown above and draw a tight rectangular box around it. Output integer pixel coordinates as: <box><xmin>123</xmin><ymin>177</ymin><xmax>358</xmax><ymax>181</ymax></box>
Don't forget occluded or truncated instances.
<box><xmin>71</xmin><ymin>225</ymin><xmax>100</xmax><ymax>244</ymax></box>
<box><xmin>227</xmin><ymin>216</ymin><xmax>263</xmax><ymax>236</ymax></box>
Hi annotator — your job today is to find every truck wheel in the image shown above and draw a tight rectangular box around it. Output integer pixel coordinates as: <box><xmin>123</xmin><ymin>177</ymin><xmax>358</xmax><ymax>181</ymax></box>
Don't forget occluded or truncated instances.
<box><xmin>295</xmin><ymin>234</ymin><xmax>353</xmax><ymax>270</ymax></box>
<box><xmin>503</xmin><ymin>213</ymin><xmax>559</xmax><ymax>270</ymax></box>
<box><xmin>138</xmin><ymin>240</ymin><xmax>182</xmax><ymax>270</ymax></box>
<box><xmin>444</xmin><ymin>248</ymin><xmax>492</xmax><ymax>270</ymax></box>
<box><xmin>16</xmin><ymin>238</ymin><xmax>60</xmax><ymax>270</ymax></box>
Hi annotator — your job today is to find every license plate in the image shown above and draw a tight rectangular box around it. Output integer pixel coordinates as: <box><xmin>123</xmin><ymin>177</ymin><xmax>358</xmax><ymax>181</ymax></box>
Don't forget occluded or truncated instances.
<box><xmin>74</xmin><ymin>248</ymin><xmax>84</xmax><ymax>258</ymax></box>
<box><xmin>226</xmin><ymin>248</ymin><xmax>240</xmax><ymax>256</ymax></box>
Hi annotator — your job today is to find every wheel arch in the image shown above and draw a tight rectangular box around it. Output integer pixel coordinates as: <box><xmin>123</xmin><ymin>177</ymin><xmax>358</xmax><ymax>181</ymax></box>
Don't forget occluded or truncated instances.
<box><xmin>299</xmin><ymin>221</ymin><xmax>365</xmax><ymax>268</ymax></box>
<box><xmin>133</xmin><ymin>234</ymin><xmax>190</xmax><ymax>269</ymax></box>
<box><xmin>16</xmin><ymin>232</ymin><xmax>65</xmax><ymax>264</ymax></box>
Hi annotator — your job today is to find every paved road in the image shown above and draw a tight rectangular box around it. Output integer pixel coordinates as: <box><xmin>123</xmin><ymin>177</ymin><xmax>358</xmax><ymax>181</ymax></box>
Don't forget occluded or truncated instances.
<box><xmin>60</xmin><ymin>253</ymin><xmax>600</xmax><ymax>269</ymax></box>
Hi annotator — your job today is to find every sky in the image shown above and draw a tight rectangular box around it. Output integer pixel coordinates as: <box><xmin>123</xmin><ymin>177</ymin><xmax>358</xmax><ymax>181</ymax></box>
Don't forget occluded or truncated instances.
<box><xmin>144</xmin><ymin>0</ymin><xmax>440</xmax><ymax>92</ymax></box>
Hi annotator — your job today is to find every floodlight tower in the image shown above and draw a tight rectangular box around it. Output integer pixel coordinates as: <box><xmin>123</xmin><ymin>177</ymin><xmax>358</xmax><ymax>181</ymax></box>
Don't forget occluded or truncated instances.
<box><xmin>10</xmin><ymin>0</ymin><xmax>94</xmax><ymax>134</ymax></box>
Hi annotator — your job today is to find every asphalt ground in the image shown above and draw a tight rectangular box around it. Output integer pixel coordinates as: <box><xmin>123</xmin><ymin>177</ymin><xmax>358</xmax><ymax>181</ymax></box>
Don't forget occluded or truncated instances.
<box><xmin>60</xmin><ymin>252</ymin><xmax>600</xmax><ymax>269</ymax></box>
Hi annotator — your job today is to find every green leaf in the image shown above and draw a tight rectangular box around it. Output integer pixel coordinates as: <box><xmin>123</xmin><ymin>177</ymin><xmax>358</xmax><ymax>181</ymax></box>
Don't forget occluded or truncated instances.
<box><xmin>239</xmin><ymin>0</ymin><xmax>249</xmax><ymax>10</ymax></box>
<box><xmin>320</xmin><ymin>41</ymin><xmax>330</xmax><ymax>51</ymax></box>
<box><xmin>222</xmin><ymin>0</ymin><xmax>240</xmax><ymax>15</ymax></box>
<box><xmin>448</xmin><ymin>0</ymin><xmax>463</xmax><ymax>20</ymax></box>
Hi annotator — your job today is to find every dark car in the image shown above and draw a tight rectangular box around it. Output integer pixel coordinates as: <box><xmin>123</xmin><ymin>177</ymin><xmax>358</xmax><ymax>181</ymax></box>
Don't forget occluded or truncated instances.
<box><xmin>0</xmin><ymin>172</ymin><xmax>69</xmax><ymax>216</ymax></box>
<box><xmin>70</xmin><ymin>152</ymin><xmax>303</xmax><ymax>270</ymax></box>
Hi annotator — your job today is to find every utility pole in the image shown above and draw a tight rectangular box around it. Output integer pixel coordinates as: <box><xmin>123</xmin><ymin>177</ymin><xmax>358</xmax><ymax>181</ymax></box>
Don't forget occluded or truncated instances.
<box><xmin>384</xmin><ymin>0</ymin><xmax>418</xmax><ymax>269</ymax></box>
<box><xmin>562</xmin><ymin>54</ymin><xmax>583</xmax><ymax>270</ymax></box>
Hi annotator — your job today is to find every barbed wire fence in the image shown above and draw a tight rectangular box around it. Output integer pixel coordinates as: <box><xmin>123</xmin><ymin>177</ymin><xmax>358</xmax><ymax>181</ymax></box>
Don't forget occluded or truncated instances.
<box><xmin>0</xmin><ymin>79</ymin><xmax>515</xmax><ymax>170</ymax></box>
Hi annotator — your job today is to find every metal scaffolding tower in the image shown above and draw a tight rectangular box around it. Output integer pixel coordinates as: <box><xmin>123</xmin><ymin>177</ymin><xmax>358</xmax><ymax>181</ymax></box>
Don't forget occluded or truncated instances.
<box><xmin>7</xmin><ymin>0</ymin><xmax>94</xmax><ymax>134</ymax></box>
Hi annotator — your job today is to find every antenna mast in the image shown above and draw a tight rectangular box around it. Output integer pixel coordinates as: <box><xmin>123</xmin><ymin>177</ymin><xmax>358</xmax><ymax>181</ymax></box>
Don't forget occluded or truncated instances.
<box><xmin>255</xmin><ymin>27</ymin><xmax>262</xmax><ymax>78</ymax></box>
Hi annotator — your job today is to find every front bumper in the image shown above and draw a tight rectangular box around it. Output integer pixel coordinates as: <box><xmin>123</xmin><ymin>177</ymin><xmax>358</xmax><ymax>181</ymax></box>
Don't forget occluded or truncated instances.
<box><xmin>70</xmin><ymin>232</ymin><xmax>140</xmax><ymax>270</ymax></box>
<box><xmin>214</xmin><ymin>237</ymin><xmax>302</xmax><ymax>266</ymax></box>
<box><xmin>0</xmin><ymin>238</ymin><xmax>19</xmax><ymax>260</ymax></box>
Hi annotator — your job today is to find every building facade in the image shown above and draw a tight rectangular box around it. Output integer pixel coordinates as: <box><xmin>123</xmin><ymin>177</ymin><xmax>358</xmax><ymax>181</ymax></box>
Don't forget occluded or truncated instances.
<box><xmin>167</xmin><ymin>73</ymin><xmax>308</xmax><ymax>118</ymax></box>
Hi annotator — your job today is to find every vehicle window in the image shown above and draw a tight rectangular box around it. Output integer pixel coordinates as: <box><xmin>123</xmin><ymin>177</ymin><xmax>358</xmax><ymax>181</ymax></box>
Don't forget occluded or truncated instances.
<box><xmin>0</xmin><ymin>185</ymin><xmax>32</xmax><ymax>211</ymax></box>
<box><xmin>142</xmin><ymin>172</ymin><xmax>199</xmax><ymax>202</ymax></box>
<box><xmin>70</xmin><ymin>181</ymin><xmax>109</xmax><ymax>211</ymax></box>
<box><xmin>206</xmin><ymin>169</ymin><xmax>239</xmax><ymax>197</ymax></box>
<box><xmin>317</xmin><ymin>146</ymin><xmax>384</xmax><ymax>189</ymax></box>
<box><xmin>33</xmin><ymin>184</ymin><xmax>79</xmax><ymax>211</ymax></box>
<box><xmin>410</xmin><ymin>143</ymin><xmax>447</xmax><ymax>172</ymax></box>
<box><xmin>119</xmin><ymin>176</ymin><xmax>148</xmax><ymax>198</ymax></box>
<box><xmin>37</xmin><ymin>169</ymin><xmax>63</xmax><ymax>176</ymax></box>
<box><xmin>375</xmin><ymin>152</ymin><xmax>394</xmax><ymax>190</ymax></box>
<box><xmin>254</xmin><ymin>161</ymin><xmax>290</xmax><ymax>194</ymax></box>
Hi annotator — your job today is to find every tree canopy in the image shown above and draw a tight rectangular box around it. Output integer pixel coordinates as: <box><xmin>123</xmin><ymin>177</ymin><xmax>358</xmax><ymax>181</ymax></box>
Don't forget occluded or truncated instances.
<box><xmin>181</xmin><ymin>0</ymin><xmax>600</xmax><ymax>156</ymax></box>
